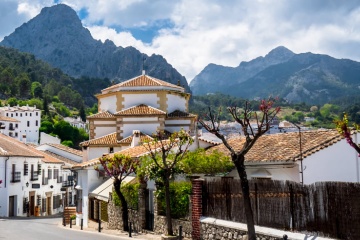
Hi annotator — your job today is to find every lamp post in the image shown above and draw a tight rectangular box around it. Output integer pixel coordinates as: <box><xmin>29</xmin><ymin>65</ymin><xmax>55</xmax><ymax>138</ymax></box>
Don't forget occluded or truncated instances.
<box><xmin>293</xmin><ymin>122</ymin><xmax>304</xmax><ymax>185</ymax></box>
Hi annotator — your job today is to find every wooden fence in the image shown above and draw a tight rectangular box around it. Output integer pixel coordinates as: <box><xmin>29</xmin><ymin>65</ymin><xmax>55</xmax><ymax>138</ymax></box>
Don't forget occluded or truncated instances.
<box><xmin>202</xmin><ymin>178</ymin><xmax>360</xmax><ymax>239</ymax></box>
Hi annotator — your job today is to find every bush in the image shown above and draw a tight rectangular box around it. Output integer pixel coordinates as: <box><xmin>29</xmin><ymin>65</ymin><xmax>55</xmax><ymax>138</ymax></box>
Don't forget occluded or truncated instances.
<box><xmin>157</xmin><ymin>181</ymin><xmax>191</xmax><ymax>219</ymax></box>
<box><xmin>112</xmin><ymin>181</ymin><xmax>140</xmax><ymax>210</ymax></box>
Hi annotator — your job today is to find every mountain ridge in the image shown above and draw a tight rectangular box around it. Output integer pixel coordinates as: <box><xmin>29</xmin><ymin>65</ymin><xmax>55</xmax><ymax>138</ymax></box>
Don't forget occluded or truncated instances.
<box><xmin>0</xmin><ymin>4</ymin><xmax>191</xmax><ymax>92</ymax></box>
<box><xmin>190</xmin><ymin>47</ymin><xmax>360</xmax><ymax>105</ymax></box>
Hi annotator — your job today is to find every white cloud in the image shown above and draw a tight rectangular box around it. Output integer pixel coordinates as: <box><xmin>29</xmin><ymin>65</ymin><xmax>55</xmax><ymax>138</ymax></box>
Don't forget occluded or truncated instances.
<box><xmin>2</xmin><ymin>0</ymin><xmax>360</xmax><ymax>82</ymax></box>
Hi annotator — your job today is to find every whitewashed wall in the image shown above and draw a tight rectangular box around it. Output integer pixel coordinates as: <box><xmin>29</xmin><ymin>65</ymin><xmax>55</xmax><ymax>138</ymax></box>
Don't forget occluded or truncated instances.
<box><xmin>123</xmin><ymin>93</ymin><xmax>158</xmax><ymax>109</ymax></box>
<box><xmin>36</xmin><ymin>145</ymin><xmax>82</xmax><ymax>162</ymax></box>
<box><xmin>167</xmin><ymin>94</ymin><xmax>187</xmax><ymax>112</ymax></box>
<box><xmin>122</xmin><ymin>122</ymin><xmax>160</xmax><ymax>137</ymax></box>
<box><xmin>302</xmin><ymin>134</ymin><xmax>360</xmax><ymax>184</ymax></box>
<box><xmin>99</xmin><ymin>95</ymin><xmax>117</xmax><ymax>113</ymax></box>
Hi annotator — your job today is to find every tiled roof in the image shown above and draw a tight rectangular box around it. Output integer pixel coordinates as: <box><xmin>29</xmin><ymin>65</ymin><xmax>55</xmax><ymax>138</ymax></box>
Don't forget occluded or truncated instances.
<box><xmin>29</xmin><ymin>148</ymin><xmax>64</xmax><ymax>164</ymax></box>
<box><xmin>87</xmin><ymin>111</ymin><xmax>115</xmax><ymax>119</ymax></box>
<box><xmin>80</xmin><ymin>132</ymin><xmax>154</xmax><ymax>147</ymax></box>
<box><xmin>0</xmin><ymin>116</ymin><xmax>20</xmax><ymax>122</ymax></box>
<box><xmin>167</xmin><ymin>110</ymin><xmax>196</xmax><ymax>118</ymax></box>
<box><xmin>43</xmin><ymin>151</ymin><xmax>79</xmax><ymax>165</ymax></box>
<box><xmin>73</xmin><ymin>145</ymin><xmax>151</xmax><ymax>169</ymax></box>
<box><xmin>119</xmin><ymin>133</ymin><xmax>154</xmax><ymax>144</ymax></box>
<box><xmin>198</xmin><ymin>136</ymin><xmax>222</xmax><ymax>145</ymax></box>
<box><xmin>102</xmin><ymin>75</ymin><xmax>184</xmax><ymax>92</ymax></box>
<box><xmin>114</xmin><ymin>104</ymin><xmax>166</xmax><ymax>116</ymax></box>
<box><xmin>208</xmin><ymin>129</ymin><xmax>343</xmax><ymax>163</ymax></box>
<box><xmin>0</xmin><ymin>133</ymin><xmax>42</xmax><ymax>157</ymax></box>
<box><xmin>46</xmin><ymin>143</ymin><xmax>83</xmax><ymax>157</ymax></box>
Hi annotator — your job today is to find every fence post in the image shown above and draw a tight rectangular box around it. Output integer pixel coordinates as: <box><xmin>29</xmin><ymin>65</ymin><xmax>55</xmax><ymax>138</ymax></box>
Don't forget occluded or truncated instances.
<box><xmin>255</xmin><ymin>182</ymin><xmax>258</xmax><ymax>225</ymax></box>
<box><xmin>179</xmin><ymin>225</ymin><xmax>183</xmax><ymax>240</ymax></box>
<box><xmin>289</xmin><ymin>184</ymin><xmax>295</xmax><ymax>231</ymax></box>
<box><xmin>191</xmin><ymin>179</ymin><xmax>204</xmax><ymax>240</ymax></box>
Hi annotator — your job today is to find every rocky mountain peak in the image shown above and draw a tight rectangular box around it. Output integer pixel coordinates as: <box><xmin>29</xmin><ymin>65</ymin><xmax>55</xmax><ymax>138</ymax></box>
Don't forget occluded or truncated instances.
<box><xmin>0</xmin><ymin>4</ymin><xmax>190</xmax><ymax>92</ymax></box>
<box><xmin>265</xmin><ymin>46</ymin><xmax>295</xmax><ymax>62</ymax></box>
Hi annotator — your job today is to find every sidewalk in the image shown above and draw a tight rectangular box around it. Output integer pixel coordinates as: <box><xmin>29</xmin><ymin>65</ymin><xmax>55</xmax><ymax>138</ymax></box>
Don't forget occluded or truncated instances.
<box><xmin>60</xmin><ymin>220</ymin><xmax>163</xmax><ymax>240</ymax></box>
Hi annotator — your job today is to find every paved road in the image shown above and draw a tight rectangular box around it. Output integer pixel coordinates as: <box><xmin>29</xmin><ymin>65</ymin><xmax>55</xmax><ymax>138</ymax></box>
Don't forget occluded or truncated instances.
<box><xmin>0</xmin><ymin>218</ymin><xmax>133</xmax><ymax>240</ymax></box>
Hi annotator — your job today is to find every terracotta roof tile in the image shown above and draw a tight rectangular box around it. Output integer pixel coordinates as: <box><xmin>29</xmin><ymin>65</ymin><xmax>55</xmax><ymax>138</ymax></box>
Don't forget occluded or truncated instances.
<box><xmin>103</xmin><ymin>75</ymin><xmax>184</xmax><ymax>92</ymax></box>
<box><xmin>208</xmin><ymin>129</ymin><xmax>343</xmax><ymax>163</ymax></box>
<box><xmin>0</xmin><ymin>116</ymin><xmax>20</xmax><ymax>122</ymax></box>
<box><xmin>46</xmin><ymin>143</ymin><xmax>83</xmax><ymax>157</ymax></box>
<box><xmin>114</xmin><ymin>104</ymin><xmax>166</xmax><ymax>116</ymax></box>
<box><xmin>0</xmin><ymin>133</ymin><xmax>42</xmax><ymax>157</ymax></box>
<box><xmin>87</xmin><ymin>111</ymin><xmax>115</xmax><ymax>119</ymax></box>
<box><xmin>118</xmin><ymin>133</ymin><xmax>154</xmax><ymax>144</ymax></box>
<box><xmin>167</xmin><ymin>110</ymin><xmax>196</xmax><ymax>118</ymax></box>
<box><xmin>43</xmin><ymin>151</ymin><xmax>79</xmax><ymax>165</ymax></box>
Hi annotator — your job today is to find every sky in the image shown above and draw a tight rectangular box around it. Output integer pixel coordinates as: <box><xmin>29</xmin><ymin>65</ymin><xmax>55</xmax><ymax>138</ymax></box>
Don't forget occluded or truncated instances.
<box><xmin>0</xmin><ymin>0</ymin><xmax>360</xmax><ymax>82</ymax></box>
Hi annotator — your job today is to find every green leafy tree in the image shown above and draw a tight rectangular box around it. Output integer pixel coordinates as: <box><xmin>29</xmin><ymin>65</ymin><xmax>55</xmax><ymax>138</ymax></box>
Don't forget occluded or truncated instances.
<box><xmin>61</xmin><ymin>140</ymin><xmax>74</xmax><ymax>147</ymax></box>
<box><xmin>31</xmin><ymin>81</ymin><xmax>43</xmax><ymax>98</ymax></box>
<box><xmin>79</xmin><ymin>105</ymin><xmax>86</xmax><ymax>122</ymax></box>
<box><xmin>141</xmin><ymin>129</ymin><xmax>193</xmax><ymax>236</ymax></box>
<box><xmin>95</xmin><ymin>153</ymin><xmax>139</xmax><ymax>231</ymax></box>
<box><xmin>199</xmin><ymin>98</ymin><xmax>280</xmax><ymax>240</ymax></box>
<box><xmin>53</xmin><ymin>120</ymin><xmax>74</xmax><ymax>142</ymax></box>
<box><xmin>16</xmin><ymin>73</ymin><xmax>31</xmax><ymax>98</ymax></box>
<box><xmin>6</xmin><ymin>97</ymin><xmax>18</xmax><ymax>107</ymax></box>
<box><xmin>39</xmin><ymin>121</ymin><xmax>54</xmax><ymax>134</ymax></box>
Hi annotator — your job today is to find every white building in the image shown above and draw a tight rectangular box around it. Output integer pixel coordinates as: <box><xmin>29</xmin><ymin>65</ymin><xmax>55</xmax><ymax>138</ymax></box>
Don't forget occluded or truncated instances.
<box><xmin>209</xmin><ymin>129</ymin><xmax>360</xmax><ymax>184</ymax></box>
<box><xmin>64</xmin><ymin>116</ymin><xmax>88</xmax><ymax>132</ymax></box>
<box><xmin>82</xmin><ymin>73</ymin><xmax>196</xmax><ymax>162</ymax></box>
<box><xmin>0</xmin><ymin>116</ymin><xmax>21</xmax><ymax>140</ymax></box>
<box><xmin>0</xmin><ymin>105</ymin><xmax>41</xmax><ymax>144</ymax></box>
<box><xmin>0</xmin><ymin>133</ymin><xmax>68</xmax><ymax>217</ymax></box>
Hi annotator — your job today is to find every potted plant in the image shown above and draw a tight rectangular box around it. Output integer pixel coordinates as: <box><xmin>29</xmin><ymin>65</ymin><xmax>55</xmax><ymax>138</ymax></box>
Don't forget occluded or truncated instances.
<box><xmin>70</xmin><ymin>214</ymin><xmax>76</xmax><ymax>224</ymax></box>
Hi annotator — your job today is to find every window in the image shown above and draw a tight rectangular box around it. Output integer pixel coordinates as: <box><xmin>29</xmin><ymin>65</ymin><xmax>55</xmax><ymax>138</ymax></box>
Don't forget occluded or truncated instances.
<box><xmin>36</xmin><ymin>112</ymin><xmax>38</xmax><ymax>116</ymax></box>
<box><xmin>11</xmin><ymin>113</ymin><xmax>13</xmax><ymax>117</ymax></box>
<box><xmin>27</xmin><ymin>121</ymin><xmax>30</xmax><ymax>127</ymax></box>
<box><xmin>16</xmin><ymin>113</ymin><xmax>18</xmax><ymax>116</ymax></box>
<box><xmin>48</xmin><ymin>169</ymin><xmax>52</xmax><ymax>179</ymax></box>
<box><xmin>109</xmin><ymin>147</ymin><xmax>114</xmax><ymax>153</ymax></box>
<box><xmin>15</xmin><ymin>132</ymin><xmax>18</xmax><ymax>137</ymax></box>
<box><xmin>15</xmin><ymin>124</ymin><xmax>18</xmax><ymax>128</ymax></box>
<box><xmin>6</xmin><ymin>113</ymin><xmax>8</xmax><ymax>116</ymax></box>
<box><xmin>36</xmin><ymin>120</ymin><xmax>38</xmax><ymax>126</ymax></box>
<box><xmin>20</xmin><ymin>113</ymin><xmax>22</xmax><ymax>117</ymax></box>
<box><xmin>24</xmin><ymin>162</ymin><xmax>28</xmax><ymax>175</ymax></box>
<box><xmin>26</xmin><ymin>113</ymin><xmax>27</xmax><ymax>116</ymax></box>
<box><xmin>54</xmin><ymin>169</ymin><xmax>59</xmax><ymax>180</ymax></box>
<box><xmin>30</xmin><ymin>113</ymin><xmax>32</xmax><ymax>117</ymax></box>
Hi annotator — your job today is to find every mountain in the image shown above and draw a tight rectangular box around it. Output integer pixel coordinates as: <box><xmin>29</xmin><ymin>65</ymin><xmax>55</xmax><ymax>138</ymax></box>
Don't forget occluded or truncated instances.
<box><xmin>190</xmin><ymin>47</ymin><xmax>360</xmax><ymax>105</ymax></box>
<box><xmin>0</xmin><ymin>4</ymin><xmax>190</xmax><ymax>92</ymax></box>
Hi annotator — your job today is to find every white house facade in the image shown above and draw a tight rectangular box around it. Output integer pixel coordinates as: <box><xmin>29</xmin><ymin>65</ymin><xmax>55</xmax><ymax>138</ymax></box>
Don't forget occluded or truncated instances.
<box><xmin>209</xmin><ymin>129</ymin><xmax>360</xmax><ymax>184</ymax></box>
<box><xmin>0</xmin><ymin>105</ymin><xmax>41</xmax><ymax>144</ymax></box>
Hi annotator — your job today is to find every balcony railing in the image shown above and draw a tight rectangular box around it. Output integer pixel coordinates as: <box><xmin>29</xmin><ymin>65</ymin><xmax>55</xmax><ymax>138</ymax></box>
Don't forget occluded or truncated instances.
<box><xmin>31</xmin><ymin>171</ymin><xmax>39</xmax><ymax>181</ymax></box>
<box><xmin>62</xmin><ymin>181</ymin><xmax>74</xmax><ymax>187</ymax></box>
<box><xmin>11</xmin><ymin>171</ymin><xmax>21</xmax><ymax>183</ymax></box>
<box><xmin>42</xmin><ymin>177</ymin><xmax>48</xmax><ymax>185</ymax></box>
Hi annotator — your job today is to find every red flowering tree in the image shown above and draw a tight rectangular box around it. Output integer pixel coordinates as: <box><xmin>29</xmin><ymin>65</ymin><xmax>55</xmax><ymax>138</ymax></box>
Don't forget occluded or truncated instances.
<box><xmin>334</xmin><ymin>113</ymin><xmax>360</xmax><ymax>155</ymax></box>
<box><xmin>95</xmin><ymin>153</ymin><xmax>139</xmax><ymax>231</ymax></box>
<box><xmin>198</xmin><ymin>98</ymin><xmax>280</xmax><ymax>240</ymax></box>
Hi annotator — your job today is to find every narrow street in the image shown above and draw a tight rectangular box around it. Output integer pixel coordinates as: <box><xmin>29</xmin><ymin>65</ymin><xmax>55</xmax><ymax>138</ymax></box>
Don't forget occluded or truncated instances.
<box><xmin>0</xmin><ymin>217</ymin><xmax>134</xmax><ymax>240</ymax></box>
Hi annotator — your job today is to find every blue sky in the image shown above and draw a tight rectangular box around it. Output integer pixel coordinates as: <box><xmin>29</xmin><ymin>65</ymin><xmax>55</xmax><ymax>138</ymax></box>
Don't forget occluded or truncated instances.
<box><xmin>1</xmin><ymin>0</ymin><xmax>360</xmax><ymax>82</ymax></box>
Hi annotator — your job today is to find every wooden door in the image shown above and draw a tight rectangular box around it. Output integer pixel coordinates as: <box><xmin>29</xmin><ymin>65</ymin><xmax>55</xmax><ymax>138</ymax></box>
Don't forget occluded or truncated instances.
<box><xmin>8</xmin><ymin>196</ymin><xmax>15</xmax><ymax>217</ymax></box>
<box><xmin>30</xmin><ymin>195</ymin><xmax>35</xmax><ymax>216</ymax></box>
<box><xmin>47</xmin><ymin>196</ymin><xmax>51</xmax><ymax>215</ymax></box>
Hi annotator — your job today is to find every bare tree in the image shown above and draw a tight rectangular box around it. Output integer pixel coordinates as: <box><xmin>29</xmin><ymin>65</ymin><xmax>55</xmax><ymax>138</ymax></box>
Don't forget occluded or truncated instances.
<box><xmin>198</xmin><ymin>98</ymin><xmax>280</xmax><ymax>240</ymax></box>
<box><xmin>142</xmin><ymin>129</ymin><xmax>193</xmax><ymax>236</ymax></box>
<box><xmin>96</xmin><ymin>153</ymin><xmax>139</xmax><ymax>231</ymax></box>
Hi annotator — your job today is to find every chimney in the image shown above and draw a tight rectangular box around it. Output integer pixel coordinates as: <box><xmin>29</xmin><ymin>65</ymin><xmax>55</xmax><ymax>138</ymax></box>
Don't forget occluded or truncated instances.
<box><xmin>22</xmin><ymin>134</ymin><xmax>26</xmax><ymax>144</ymax></box>
<box><xmin>142</xmin><ymin>70</ymin><xmax>145</xmax><ymax>75</ymax></box>
<box><xmin>131</xmin><ymin>130</ymin><xmax>141</xmax><ymax>147</ymax></box>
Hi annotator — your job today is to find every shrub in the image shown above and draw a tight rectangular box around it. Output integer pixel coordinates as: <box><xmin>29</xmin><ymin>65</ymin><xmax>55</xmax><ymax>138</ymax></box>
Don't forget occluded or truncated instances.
<box><xmin>112</xmin><ymin>181</ymin><xmax>140</xmax><ymax>210</ymax></box>
<box><xmin>157</xmin><ymin>181</ymin><xmax>191</xmax><ymax>219</ymax></box>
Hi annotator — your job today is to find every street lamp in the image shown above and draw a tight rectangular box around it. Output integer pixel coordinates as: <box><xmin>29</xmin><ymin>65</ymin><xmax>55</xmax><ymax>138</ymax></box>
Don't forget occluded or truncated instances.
<box><xmin>25</xmin><ymin>181</ymin><xmax>29</xmax><ymax>187</ymax></box>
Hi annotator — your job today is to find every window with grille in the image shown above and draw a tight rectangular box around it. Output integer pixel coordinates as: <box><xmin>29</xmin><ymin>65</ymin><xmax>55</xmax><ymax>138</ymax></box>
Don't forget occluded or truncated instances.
<box><xmin>54</xmin><ymin>169</ymin><xmax>59</xmax><ymax>180</ymax></box>
<box><xmin>24</xmin><ymin>163</ymin><xmax>28</xmax><ymax>176</ymax></box>
<box><xmin>42</xmin><ymin>198</ymin><xmax>46</xmax><ymax>212</ymax></box>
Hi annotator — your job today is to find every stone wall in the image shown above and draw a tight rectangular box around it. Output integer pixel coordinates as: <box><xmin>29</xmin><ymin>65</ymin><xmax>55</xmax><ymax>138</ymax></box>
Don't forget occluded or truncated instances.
<box><xmin>153</xmin><ymin>215</ymin><xmax>192</xmax><ymax>238</ymax></box>
<box><xmin>201</xmin><ymin>222</ymin><xmax>279</xmax><ymax>240</ymax></box>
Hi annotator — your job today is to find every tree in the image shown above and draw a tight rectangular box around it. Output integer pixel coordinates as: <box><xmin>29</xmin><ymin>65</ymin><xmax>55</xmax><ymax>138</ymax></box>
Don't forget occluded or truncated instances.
<box><xmin>334</xmin><ymin>113</ymin><xmax>360</xmax><ymax>155</ymax></box>
<box><xmin>79</xmin><ymin>105</ymin><xmax>86</xmax><ymax>122</ymax></box>
<box><xmin>198</xmin><ymin>98</ymin><xmax>280</xmax><ymax>240</ymax></box>
<box><xmin>95</xmin><ymin>153</ymin><xmax>139</xmax><ymax>231</ymax></box>
<box><xmin>31</xmin><ymin>82</ymin><xmax>43</xmax><ymax>98</ymax></box>
<box><xmin>141</xmin><ymin>129</ymin><xmax>193</xmax><ymax>236</ymax></box>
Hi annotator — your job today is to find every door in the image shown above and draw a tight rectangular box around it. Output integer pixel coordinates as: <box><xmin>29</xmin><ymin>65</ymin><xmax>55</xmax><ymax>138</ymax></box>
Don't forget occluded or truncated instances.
<box><xmin>47</xmin><ymin>196</ymin><xmax>51</xmax><ymax>216</ymax></box>
<box><xmin>30</xmin><ymin>195</ymin><xmax>35</xmax><ymax>216</ymax></box>
<box><xmin>145</xmin><ymin>189</ymin><xmax>154</xmax><ymax>231</ymax></box>
<box><xmin>8</xmin><ymin>196</ymin><xmax>15</xmax><ymax>217</ymax></box>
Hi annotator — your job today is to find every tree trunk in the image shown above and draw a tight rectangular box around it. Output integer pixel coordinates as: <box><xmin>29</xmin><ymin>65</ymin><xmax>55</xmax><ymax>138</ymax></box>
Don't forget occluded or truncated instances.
<box><xmin>114</xmin><ymin>179</ymin><xmax>129</xmax><ymax>231</ymax></box>
<box><xmin>164</xmin><ymin>170</ymin><xmax>174</xmax><ymax>236</ymax></box>
<box><xmin>233</xmin><ymin>154</ymin><xmax>256</xmax><ymax>240</ymax></box>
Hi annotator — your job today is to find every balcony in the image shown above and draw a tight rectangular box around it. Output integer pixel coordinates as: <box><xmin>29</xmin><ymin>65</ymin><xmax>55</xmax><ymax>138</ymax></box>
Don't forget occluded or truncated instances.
<box><xmin>42</xmin><ymin>177</ymin><xmax>48</xmax><ymax>185</ymax></box>
<box><xmin>10</xmin><ymin>172</ymin><xmax>21</xmax><ymax>183</ymax></box>
<box><xmin>62</xmin><ymin>181</ymin><xmax>74</xmax><ymax>187</ymax></box>
<box><xmin>31</xmin><ymin>171</ymin><xmax>39</xmax><ymax>181</ymax></box>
